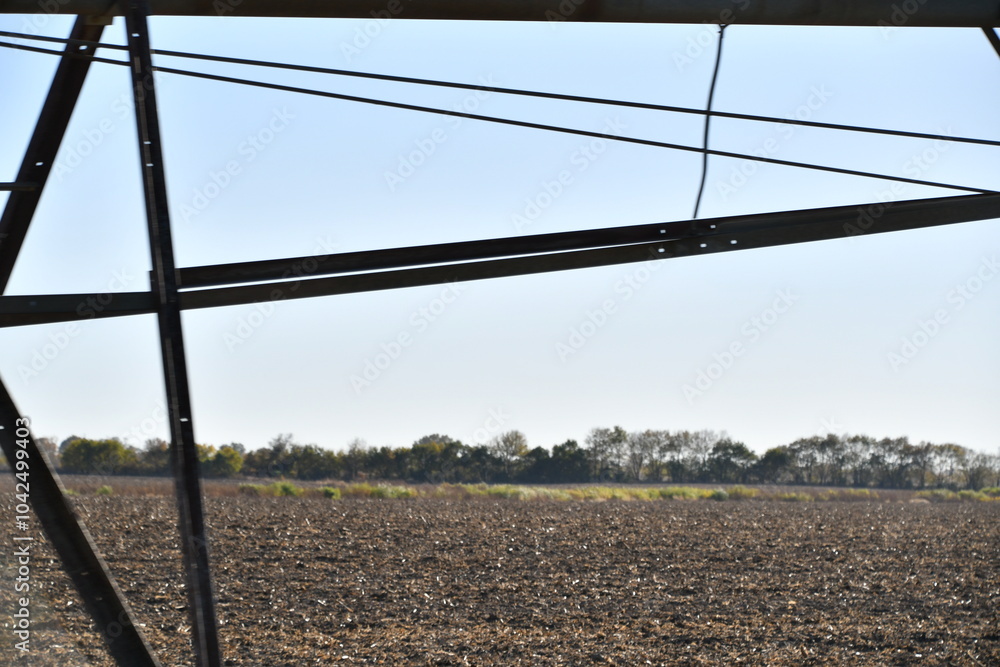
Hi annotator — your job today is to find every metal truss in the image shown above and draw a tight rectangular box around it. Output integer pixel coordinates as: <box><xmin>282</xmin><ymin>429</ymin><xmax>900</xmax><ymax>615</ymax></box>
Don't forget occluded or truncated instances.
<box><xmin>0</xmin><ymin>3</ymin><xmax>997</xmax><ymax>666</ymax></box>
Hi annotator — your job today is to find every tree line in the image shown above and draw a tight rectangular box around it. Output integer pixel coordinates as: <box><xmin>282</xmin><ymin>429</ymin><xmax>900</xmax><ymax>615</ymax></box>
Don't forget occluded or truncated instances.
<box><xmin>22</xmin><ymin>428</ymin><xmax>1000</xmax><ymax>491</ymax></box>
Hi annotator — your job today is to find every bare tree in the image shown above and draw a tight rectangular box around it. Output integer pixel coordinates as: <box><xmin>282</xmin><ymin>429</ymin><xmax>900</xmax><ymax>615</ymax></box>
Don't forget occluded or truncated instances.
<box><xmin>489</xmin><ymin>430</ymin><xmax>528</xmax><ymax>480</ymax></box>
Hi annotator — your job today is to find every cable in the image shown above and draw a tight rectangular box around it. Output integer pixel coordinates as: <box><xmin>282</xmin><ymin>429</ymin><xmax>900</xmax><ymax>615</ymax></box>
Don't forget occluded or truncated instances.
<box><xmin>2</xmin><ymin>28</ymin><xmax>998</xmax><ymax>149</ymax></box>
<box><xmin>0</xmin><ymin>38</ymin><xmax>995</xmax><ymax>195</ymax></box>
<box><xmin>0</xmin><ymin>38</ymin><xmax>128</xmax><ymax>66</ymax></box>
<box><xmin>693</xmin><ymin>24</ymin><xmax>726</xmax><ymax>219</ymax></box>
<box><xmin>151</xmin><ymin>65</ymin><xmax>998</xmax><ymax>195</ymax></box>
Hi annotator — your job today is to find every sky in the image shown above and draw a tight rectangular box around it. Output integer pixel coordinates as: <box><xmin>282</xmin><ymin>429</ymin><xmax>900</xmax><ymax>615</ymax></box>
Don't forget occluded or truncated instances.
<box><xmin>0</xmin><ymin>15</ymin><xmax>998</xmax><ymax>456</ymax></box>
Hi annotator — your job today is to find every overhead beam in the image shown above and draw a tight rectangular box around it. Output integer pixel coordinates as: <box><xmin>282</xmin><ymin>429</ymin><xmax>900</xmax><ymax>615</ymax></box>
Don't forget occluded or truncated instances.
<box><xmin>0</xmin><ymin>0</ymin><xmax>997</xmax><ymax>26</ymax></box>
<box><xmin>2</xmin><ymin>192</ymin><xmax>998</xmax><ymax>328</ymax></box>
<box><xmin>174</xmin><ymin>192</ymin><xmax>1000</xmax><ymax>310</ymax></box>
<box><xmin>0</xmin><ymin>18</ymin><xmax>105</xmax><ymax>295</ymax></box>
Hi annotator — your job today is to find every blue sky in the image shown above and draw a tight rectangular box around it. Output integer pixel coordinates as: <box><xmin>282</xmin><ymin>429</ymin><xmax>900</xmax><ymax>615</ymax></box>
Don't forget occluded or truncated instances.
<box><xmin>1</xmin><ymin>16</ymin><xmax>998</xmax><ymax>454</ymax></box>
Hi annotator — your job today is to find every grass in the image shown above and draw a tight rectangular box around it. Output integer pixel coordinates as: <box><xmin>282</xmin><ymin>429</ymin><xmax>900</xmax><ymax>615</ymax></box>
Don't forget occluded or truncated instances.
<box><xmin>774</xmin><ymin>492</ymin><xmax>813</xmax><ymax>502</ymax></box>
<box><xmin>817</xmin><ymin>488</ymin><xmax>880</xmax><ymax>501</ymax></box>
<box><xmin>28</xmin><ymin>475</ymin><xmax>1000</xmax><ymax>503</ymax></box>
<box><xmin>914</xmin><ymin>489</ymin><xmax>999</xmax><ymax>503</ymax></box>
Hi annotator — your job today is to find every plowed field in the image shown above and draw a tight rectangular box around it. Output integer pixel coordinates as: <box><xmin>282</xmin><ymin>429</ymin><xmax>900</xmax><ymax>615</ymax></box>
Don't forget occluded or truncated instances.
<box><xmin>3</xmin><ymin>497</ymin><xmax>998</xmax><ymax>665</ymax></box>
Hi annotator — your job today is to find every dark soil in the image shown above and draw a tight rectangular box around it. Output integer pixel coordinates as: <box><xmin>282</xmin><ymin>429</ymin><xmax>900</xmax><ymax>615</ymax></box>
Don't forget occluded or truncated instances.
<box><xmin>2</xmin><ymin>498</ymin><xmax>998</xmax><ymax>665</ymax></box>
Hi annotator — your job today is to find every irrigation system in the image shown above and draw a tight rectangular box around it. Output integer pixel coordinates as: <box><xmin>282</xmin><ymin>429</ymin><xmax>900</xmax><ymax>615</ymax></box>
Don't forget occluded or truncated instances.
<box><xmin>0</xmin><ymin>2</ymin><xmax>998</xmax><ymax>665</ymax></box>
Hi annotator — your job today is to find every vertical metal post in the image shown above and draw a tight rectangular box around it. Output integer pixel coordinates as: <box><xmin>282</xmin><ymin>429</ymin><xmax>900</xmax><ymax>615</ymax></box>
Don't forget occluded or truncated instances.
<box><xmin>123</xmin><ymin>3</ymin><xmax>222</xmax><ymax>666</ymax></box>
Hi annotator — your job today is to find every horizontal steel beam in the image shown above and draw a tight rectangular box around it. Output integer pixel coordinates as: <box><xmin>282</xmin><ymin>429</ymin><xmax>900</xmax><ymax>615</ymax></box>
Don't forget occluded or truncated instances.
<box><xmin>176</xmin><ymin>223</ymin><xmax>674</xmax><ymax>289</ymax></box>
<box><xmin>176</xmin><ymin>192</ymin><xmax>1000</xmax><ymax>289</ymax></box>
<box><xmin>1</xmin><ymin>193</ymin><xmax>997</xmax><ymax>329</ymax></box>
<box><xmin>175</xmin><ymin>192</ymin><xmax>1000</xmax><ymax>310</ymax></box>
<box><xmin>0</xmin><ymin>291</ymin><xmax>156</xmax><ymax>326</ymax></box>
<box><xmin>0</xmin><ymin>0</ymin><xmax>997</xmax><ymax>26</ymax></box>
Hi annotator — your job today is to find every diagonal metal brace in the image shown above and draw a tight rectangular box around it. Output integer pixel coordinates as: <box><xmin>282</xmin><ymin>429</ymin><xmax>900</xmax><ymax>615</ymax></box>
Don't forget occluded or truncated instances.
<box><xmin>0</xmin><ymin>377</ymin><xmax>161</xmax><ymax>666</ymax></box>
<box><xmin>0</xmin><ymin>18</ymin><xmax>105</xmax><ymax>294</ymax></box>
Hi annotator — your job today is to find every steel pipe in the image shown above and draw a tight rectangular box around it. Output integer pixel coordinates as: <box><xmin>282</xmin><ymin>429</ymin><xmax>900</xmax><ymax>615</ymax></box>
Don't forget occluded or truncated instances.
<box><xmin>0</xmin><ymin>0</ymin><xmax>996</xmax><ymax>26</ymax></box>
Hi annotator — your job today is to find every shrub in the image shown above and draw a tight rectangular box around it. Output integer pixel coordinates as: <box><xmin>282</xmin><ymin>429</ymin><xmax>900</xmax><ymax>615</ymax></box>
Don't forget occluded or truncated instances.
<box><xmin>238</xmin><ymin>483</ymin><xmax>265</xmax><ymax>496</ymax></box>
<box><xmin>979</xmin><ymin>486</ymin><xmax>1000</xmax><ymax>498</ymax></box>
<box><xmin>727</xmin><ymin>485</ymin><xmax>759</xmax><ymax>500</ymax></box>
<box><xmin>320</xmin><ymin>486</ymin><xmax>341</xmax><ymax>499</ymax></box>
<box><xmin>342</xmin><ymin>483</ymin><xmax>375</xmax><ymax>497</ymax></box>
<box><xmin>95</xmin><ymin>485</ymin><xmax>114</xmax><ymax>496</ymax></box>
<box><xmin>957</xmin><ymin>489</ymin><xmax>988</xmax><ymax>502</ymax></box>
<box><xmin>269</xmin><ymin>481</ymin><xmax>302</xmax><ymax>497</ymax></box>
<box><xmin>709</xmin><ymin>489</ymin><xmax>729</xmax><ymax>501</ymax></box>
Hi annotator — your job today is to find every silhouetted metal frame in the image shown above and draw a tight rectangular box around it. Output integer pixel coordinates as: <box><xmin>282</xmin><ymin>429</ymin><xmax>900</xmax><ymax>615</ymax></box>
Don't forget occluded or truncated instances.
<box><xmin>0</xmin><ymin>0</ymin><xmax>998</xmax><ymax>26</ymax></box>
<box><xmin>2</xmin><ymin>192</ymin><xmax>999</xmax><ymax>329</ymax></box>
<box><xmin>0</xmin><ymin>16</ymin><xmax>161</xmax><ymax>667</ymax></box>
<box><xmin>0</xmin><ymin>6</ymin><xmax>998</xmax><ymax>667</ymax></box>
<box><xmin>124</xmin><ymin>1</ymin><xmax>221</xmax><ymax>666</ymax></box>
<box><xmin>0</xmin><ymin>19</ymin><xmax>105</xmax><ymax>293</ymax></box>
<box><xmin>984</xmin><ymin>27</ymin><xmax>1000</xmax><ymax>59</ymax></box>
<box><xmin>0</xmin><ymin>381</ymin><xmax>161</xmax><ymax>666</ymax></box>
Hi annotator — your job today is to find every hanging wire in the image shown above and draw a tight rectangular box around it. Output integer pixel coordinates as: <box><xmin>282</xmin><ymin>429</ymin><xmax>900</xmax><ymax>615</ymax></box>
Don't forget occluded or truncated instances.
<box><xmin>693</xmin><ymin>24</ymin><xmax>726</xmax><ymax>219</ymax></box>
<box><xmin>1</xmin><ymin>29</ymin><xmax>998</xmax><ymax>149</ymax></box>
<box><xmin>0</xmin><ymin>37</ymin><xmax>995</xmax><ymax>195</ymax></box>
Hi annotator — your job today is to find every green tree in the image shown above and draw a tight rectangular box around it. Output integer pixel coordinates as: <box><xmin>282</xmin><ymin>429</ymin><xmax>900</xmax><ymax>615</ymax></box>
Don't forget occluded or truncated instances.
<box><xmin>204</xmin><ymin>445</ymin><xmax>243</xmax><ymax>478</ymax></box>
<box><xmin>60</xmin><ymin>438</ymin><xmax>138</xmax><ymax>475</ymax></box>
<box><xmin>753</xmin><ymin>446</ymin><xmax>792</xmax><ymax>484</ymax></box>
<box><xmin>707</xmin><ymin>439</ymin><xmax>757</xmax><ymax>483</ymax></box>
<box><xmin>139</xmin><ymin>438</ymin><xmax>171</xmax><ymax>474</ymax></box>
<box><xmin>549</xmin><ymin>439</ymin><xmax>589</xmax><ymax>483</ymax></box>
